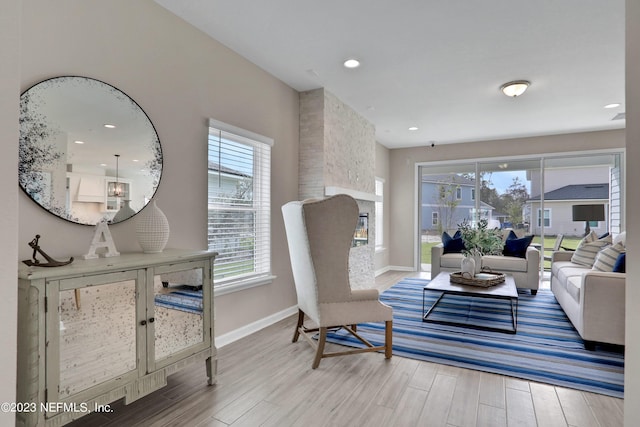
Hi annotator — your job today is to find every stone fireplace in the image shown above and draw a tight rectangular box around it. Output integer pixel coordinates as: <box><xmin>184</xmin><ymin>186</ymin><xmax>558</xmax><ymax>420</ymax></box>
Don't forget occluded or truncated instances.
<box><xmin>299</xmin><ymin>88</ymin><xmax>376</xmax><ymax>289</ymax></box>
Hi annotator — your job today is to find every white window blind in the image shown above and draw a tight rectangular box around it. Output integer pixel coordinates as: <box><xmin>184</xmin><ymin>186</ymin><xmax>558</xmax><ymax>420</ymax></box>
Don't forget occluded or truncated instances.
<box><xmin>207</xmin><ymin>119</ymin><xmax>272</xmax><ymax>289</ymax></box>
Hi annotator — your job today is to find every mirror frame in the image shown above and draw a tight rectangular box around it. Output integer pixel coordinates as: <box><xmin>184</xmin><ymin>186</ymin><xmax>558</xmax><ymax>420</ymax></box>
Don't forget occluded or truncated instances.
<box><xmin>19</xmin><ymin>76</ymin><xmax>163</xmax><ymax>225</ymax></box>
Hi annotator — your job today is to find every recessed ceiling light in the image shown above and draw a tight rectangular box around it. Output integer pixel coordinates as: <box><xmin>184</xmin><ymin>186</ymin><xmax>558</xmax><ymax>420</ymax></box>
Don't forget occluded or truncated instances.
<box><xmin>343</xmin><ymin>59</ymin><xmax>360</xmax><ymax>69</ymax></box>
<box><xmin>99</xmin><ymin>163</ymin><xmax>107</xmax><ymax>167</ymax></box>
<box><xmin>408</xmin><ymin>126</ymin><xmax>419</xmax><ymax>131</ymax></box>
<box><xmin>74</xmin><ymin>140</ymin><xmax>84</xmax><ymax>144</ymax></box>
<box><xmin>500</xmin><ymin>80</ymin><xmax>530</xmax><ymax>97</ymax></box>
<box><xmin>604</xmin><ymin>103</ymin><xmax>621</xmax><ymax>109</ymax></box>
<box><xmin>133</xmin><ymin>159</ymin><xmax>139</xmax><ymax>162</ymax></box>
<box><xmin>104</xmin><ymin>124</ymin><xmax>116</xmax><ymax>129</ymax></box>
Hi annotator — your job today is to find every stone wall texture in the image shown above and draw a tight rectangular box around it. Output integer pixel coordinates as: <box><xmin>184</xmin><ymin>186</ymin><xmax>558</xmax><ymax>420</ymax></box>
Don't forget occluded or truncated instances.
<box><xmin>298</xmin><ymin>88</ymin><xmax>376</xmax><ymax>288</ymax></box>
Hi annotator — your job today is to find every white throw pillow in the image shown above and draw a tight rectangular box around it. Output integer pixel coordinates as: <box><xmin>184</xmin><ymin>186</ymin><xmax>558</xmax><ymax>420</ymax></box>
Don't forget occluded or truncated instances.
<box><xmin>592</xmin><ymin>242</ymin><xmax>626</xmax><ymax>272</ymax></box>
<box><xmin>613</xmin><ymin>231</ymin><xmax>626</xmax><ymax>247</ymax></box>
<box><xmin>571</xmin><ymin>233</ymin><xmax>612</xmax><ymax>267</ymax></box>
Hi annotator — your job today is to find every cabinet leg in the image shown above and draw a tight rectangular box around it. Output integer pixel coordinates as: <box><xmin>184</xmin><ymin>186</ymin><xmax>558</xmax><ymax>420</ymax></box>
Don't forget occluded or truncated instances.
<box><xmin>75</xmin><ymin>288</ymin><xmax>81</xmax><ymax>309</ymax></box>
<box><xmin>206</xmin><ymin>356</ymin><xmax>217</xmax><ymax>385</ymax></box>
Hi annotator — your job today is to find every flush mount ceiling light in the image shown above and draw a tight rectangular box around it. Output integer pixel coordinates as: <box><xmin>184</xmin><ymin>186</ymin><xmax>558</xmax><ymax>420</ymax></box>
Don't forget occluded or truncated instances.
<box><xmin>604</xmin><ymin>103</ymin><xmax>621</xmax><ymax>109</ymax></box>
<box><xmin>500</xmin><ymin>80</ymin><xmax>530</xmax><ymax>97</ymax></box>
<box><xmin>343</xmin><ymin>58</ymin><xmax>361</xmax><ymax>69</ymax></box>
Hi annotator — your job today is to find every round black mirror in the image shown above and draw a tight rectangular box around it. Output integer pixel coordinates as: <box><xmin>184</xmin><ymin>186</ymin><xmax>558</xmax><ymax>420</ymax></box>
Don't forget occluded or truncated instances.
<box><xmin>19</xmin><ymin>76</ymin><xmax>163</xmax><ymax>225</ymax></box>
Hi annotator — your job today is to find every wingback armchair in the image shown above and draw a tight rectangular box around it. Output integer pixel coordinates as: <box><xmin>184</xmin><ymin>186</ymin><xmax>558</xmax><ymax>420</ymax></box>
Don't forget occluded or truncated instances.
<box><xmin>282</xmin><ymin>194</ymin><xmax>393</xmax><ymax>368</ymax></box>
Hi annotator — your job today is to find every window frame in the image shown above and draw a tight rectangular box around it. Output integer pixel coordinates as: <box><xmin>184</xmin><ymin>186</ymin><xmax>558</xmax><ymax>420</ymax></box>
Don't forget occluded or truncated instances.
<box><xmin>207</xmin><ymin>119</ymin><xmax>275</xmax><ymax>296</ymax></box>
<box><xmin>375</xmin><ymin>178</ymin><xmax>384</xmax><ymax>249</ymax></box>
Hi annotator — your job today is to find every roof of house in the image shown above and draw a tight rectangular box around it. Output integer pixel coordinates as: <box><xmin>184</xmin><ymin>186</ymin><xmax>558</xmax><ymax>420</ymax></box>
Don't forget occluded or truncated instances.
<box><xmin>207</xmin><ymin>161</ymin><xmax>251</xmax><ymax>178</ymax></box>
<box><xmin>422</xmin><ymin>174</ymin><xmax>475</xmax><ymax>186</ymax></box>
<box><xmin>528</xmin><ymin>183</ymin><xmax>609</xmax><ymax>201</ymax></box>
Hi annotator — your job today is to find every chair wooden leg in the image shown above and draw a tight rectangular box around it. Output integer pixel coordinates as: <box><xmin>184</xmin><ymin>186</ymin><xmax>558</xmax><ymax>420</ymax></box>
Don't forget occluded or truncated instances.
<box><xmin>384</xmin><ymin>320</ymin><xmax>393</xmax><ymax>359</ymax></box>
<box><xmin>351</xmin><ymin>324</ymin><xmax>357</xmax><ymax>332</ymax></box>
<box><xmin>292</xmin><ymin>309</ymin><xmax>304</xmax><ymax>343</ymax></box>
<box><xmin>312</xmin><ymin>327</ymin><xmax>327</xmax><ymax>369</ymax></box>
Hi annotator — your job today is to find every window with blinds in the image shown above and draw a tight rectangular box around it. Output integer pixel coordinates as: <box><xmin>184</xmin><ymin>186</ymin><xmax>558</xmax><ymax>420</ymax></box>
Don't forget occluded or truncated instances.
<box><xmin>207</xmin><ymin>119</ymin><xmax>272</xmax><ymax>290</ymax></box>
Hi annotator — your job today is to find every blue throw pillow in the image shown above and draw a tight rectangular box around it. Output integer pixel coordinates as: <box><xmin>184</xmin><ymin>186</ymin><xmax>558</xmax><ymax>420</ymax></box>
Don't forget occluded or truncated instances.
<box><xmin>503</xmin><ymin>235</ymin><xmax>534</xmax><ymax>258</ymax></box>
<box><xmin>442</xmin><ymin>231</ymin><xmax>465</xmax><ymax>254</ymax></box>
<box><xmin>613</xmin><ymin>252</ymin><xmax>626</xmax><ymax>273</ymax></box>
<box><xmin>505</xmin><ymin>230</ymin><xmax>518</xmax><ymax>241</ymax></box>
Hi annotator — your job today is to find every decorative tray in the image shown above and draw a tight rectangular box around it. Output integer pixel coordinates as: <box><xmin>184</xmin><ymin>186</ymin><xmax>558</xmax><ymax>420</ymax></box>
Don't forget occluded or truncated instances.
<box><xmin>449</xmin><ymin>271</ymin><xmax>505</xmax><ymax>287</ymax></box>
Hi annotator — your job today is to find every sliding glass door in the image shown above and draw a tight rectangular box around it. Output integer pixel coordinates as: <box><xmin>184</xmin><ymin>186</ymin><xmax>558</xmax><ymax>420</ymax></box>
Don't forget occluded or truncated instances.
<box><xmin>418</xmin><ymin>151</ymin><xmax>624</xmax><ymax>274</ymax></box>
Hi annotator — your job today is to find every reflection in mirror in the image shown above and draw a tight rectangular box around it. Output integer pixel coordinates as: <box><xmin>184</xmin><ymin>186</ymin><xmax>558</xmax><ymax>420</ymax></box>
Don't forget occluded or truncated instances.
<box><xmin>58</xmin><ymin>280</ymin><xmax>137</xmax><ymax>398</ymax></box>
<box><xmin>19</xmin><ymin>76</ymin><xmax>163</xmax><ymax>225</ymax></box>
<box><xmin>153</xmin><ymin>269</ymin><xmax>205</xmax><ymax>361</ymax></box>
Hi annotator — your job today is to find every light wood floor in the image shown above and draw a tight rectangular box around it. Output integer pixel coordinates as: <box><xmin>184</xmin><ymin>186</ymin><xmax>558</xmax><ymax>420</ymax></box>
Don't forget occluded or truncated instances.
<box><xmin>69</xmin><ymin>271</ymin><xmax>623</xmax><ymax>427</ymax></box>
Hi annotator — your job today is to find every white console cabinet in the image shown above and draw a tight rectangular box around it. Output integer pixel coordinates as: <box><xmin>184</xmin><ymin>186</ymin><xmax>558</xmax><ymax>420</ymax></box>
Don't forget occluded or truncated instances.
<box><xmin>17</xmin><ymin>250</ymin><xmax>217</xmax><ymax>426</ymax></box>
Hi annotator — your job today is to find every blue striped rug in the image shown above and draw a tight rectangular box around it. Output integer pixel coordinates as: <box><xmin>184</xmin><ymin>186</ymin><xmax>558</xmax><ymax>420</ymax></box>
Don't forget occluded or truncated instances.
<box><xmin>326</xmin><ymin>278</ymin><xmax>624</xmax><ymax>398</ymax></box>
<box><xmin>154</xmin><ymin>288</ymin><xmax>203</xmax><ymax>314</ymax></box>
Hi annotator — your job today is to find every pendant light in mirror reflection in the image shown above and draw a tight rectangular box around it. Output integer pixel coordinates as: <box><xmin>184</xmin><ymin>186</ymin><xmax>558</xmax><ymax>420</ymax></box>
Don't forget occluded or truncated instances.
<box><xmin>19</xmin><ymin>76</ymin><xmax>163</xmax><ymax>225</ymax></box>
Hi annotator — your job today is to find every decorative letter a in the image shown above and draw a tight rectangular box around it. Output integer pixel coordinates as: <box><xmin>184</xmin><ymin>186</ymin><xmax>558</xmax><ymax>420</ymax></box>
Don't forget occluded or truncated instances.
<box><xmin>83</xmin><ymin>221</ymin><xmax>120</xmax><ymax>259</ymax></box>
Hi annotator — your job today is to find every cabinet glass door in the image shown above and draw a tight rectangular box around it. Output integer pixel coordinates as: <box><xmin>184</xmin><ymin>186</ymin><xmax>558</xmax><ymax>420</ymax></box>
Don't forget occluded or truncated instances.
<box><xmin>57</xmin><ymin>279</ymin><xmax>137</xmax><ymax>399</ymax></box>
<box><xmin>152</xmin><ymin>265</ymin><xmax>207</xmax><ymax>362</ymax></box>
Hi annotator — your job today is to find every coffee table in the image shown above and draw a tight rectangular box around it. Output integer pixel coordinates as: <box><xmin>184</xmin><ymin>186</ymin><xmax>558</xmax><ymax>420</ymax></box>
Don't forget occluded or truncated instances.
<box><xmin>422</xmin><ymin>271</ymin><xmax>519</xmax><ymax>334</ymax></box>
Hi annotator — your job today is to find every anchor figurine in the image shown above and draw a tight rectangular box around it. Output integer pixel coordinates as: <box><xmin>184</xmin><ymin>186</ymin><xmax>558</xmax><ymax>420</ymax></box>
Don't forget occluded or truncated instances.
<box><xmin>22</xmin><ymin>234</ymin><xmax>74</xmax><ymax>267</ymax></box>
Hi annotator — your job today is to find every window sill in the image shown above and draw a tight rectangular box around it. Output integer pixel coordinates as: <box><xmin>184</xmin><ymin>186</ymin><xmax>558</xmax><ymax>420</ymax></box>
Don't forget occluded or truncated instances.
<box><xmin>214</xmin><ymin>275</ymin><xmax>276</xmax><ymax>296</ymax></box>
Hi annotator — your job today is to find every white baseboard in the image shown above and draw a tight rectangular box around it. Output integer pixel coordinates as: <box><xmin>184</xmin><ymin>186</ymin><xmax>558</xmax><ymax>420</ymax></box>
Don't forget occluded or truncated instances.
<box><xmin>387</xmin><ymin>265</ymin><xmax>416</xmax><ymax>272</ymax></box>
<box><xmin>375</xmin><ymin>265</ymin><xmax>391</xmax><ymax>276</ymax></box>
<box><xmin>215</xmin><ymin>305</ymin><xmax>298</xmax><ymax>348</ymax></box>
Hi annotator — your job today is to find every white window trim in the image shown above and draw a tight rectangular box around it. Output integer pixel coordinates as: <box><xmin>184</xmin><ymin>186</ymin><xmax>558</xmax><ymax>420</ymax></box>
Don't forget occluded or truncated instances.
<box><xmin>208</xmin><ymin>119</ymin><xmax>274</xmax><ymax>295</ymax></box>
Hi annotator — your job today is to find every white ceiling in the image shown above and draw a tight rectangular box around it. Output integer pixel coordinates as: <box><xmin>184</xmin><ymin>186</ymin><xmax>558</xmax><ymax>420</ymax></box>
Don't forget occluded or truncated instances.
<box><xmin>154</xmin><ymin>0</ymin><xmax>625</xmax><ymax>149</ymax></box>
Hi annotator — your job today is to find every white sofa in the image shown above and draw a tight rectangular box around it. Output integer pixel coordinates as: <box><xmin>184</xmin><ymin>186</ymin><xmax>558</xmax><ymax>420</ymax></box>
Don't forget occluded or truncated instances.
<box><xmin>551</xmin><ymin>250</ymin><xmax>625</xmax><ymax>348</ymax></box>
<box><xmin>431</xmin><ymin>245</ymin><xmax>541</xmax><ymax>294</ymax></box>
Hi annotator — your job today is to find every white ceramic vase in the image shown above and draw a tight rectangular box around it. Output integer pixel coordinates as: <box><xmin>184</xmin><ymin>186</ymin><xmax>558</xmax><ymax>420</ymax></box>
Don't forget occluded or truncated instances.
<box><xmin>112</xmin><ymin>199</ymin><xmax>136</xmax><ymax>223</ymax></box>
<box><xmin>136</xmin><ymin>201</ymin><xmax>170</xmax><ymax>253</ymax></box>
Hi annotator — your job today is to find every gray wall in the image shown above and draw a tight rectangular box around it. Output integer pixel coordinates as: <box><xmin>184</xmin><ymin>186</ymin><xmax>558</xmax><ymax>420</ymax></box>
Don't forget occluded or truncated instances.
<box><xmin>18</xmin><ymin>0</ymin><xmax>300</xmax><ymax>338</ymax></box>
<box><xmin>0</xmin><ymin>0</ymin><xmax>19</xmax><ymax>422</ymax></box>
<box><xmin>625</xmin><ymin>0</ymin><xmax>640</xmax><ymax>423</ymax></box>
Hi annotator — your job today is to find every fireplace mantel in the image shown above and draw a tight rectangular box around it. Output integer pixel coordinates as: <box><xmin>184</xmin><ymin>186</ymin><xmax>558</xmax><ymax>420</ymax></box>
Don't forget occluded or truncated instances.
<box><xmin>325</xmin><ymin>186</ymin><xmax>377</xmax><ymax>202</ymax></box>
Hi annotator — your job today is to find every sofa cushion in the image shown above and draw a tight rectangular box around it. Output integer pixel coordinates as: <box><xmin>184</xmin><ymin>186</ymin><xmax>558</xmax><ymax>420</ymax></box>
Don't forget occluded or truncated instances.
<box><xmin>571</xmin><ymin>234</ymin><xmax>612</xmax><ymax>267</ymax></box>
<box><xmin>613</xmin><ymin>252</ymin><xmax>626</xmax><ymax>273</ymax></box>
<box><xmin>482</xmin><ymin>254</ymin><xmax>527</xmax><ymax>272</ymax></box>
<box><xmin>551</xmin><ymin>260</ymin><xmax>576</xmax><ymax>279</ymax></box>
<box><xmin>502</xmin><ymin>235</ymin><xmax>534</xmax><ymax>258</ymax></box>
<box><xmin>440</xmin><ymin>253</ymin><xmax>464</xmax><ymax>269</ymax></box>
<box><xmin>566</xmin><ymin>275</ymin><xmax>583</xmax><ymax>303</ymax></box>
<box><xmin>557</xmin><ymin>264</ymin><xmax>590</xmax><ymax>285</ymax></box>
<box><xmin>442</xmin><ymin>231</ymin><xmax>465</xmax><ymax>254</ymax></box>
<box><xmin>592</xmin><ymin>242</ymin><xmax>626</xmax><ymax>272</ymax></box>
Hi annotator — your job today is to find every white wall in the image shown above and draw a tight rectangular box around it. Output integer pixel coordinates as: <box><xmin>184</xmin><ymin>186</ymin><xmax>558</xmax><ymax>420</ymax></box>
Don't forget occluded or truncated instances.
<box><xmin>625</xmin><ymin>0</ymin><xmax>639</xmax><ymax>424</ymax></box>
<box><xmin>0</xmin><ymin>1</ymin><xmax>20</xmax><ymax>423</ymax></box>
<box><xmin>19</xmin><ymin>0</ymin><xmax>300</xmax><ymax>337</ymax></box>
<box><xmin>374</xmin><ymin>142</ymin><xmax>391</xmax><ymax>273</ymax></box>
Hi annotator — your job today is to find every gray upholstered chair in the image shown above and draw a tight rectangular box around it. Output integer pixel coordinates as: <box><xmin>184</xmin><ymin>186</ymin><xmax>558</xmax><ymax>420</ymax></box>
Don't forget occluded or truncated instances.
<box><xmin>282</xmin><ymin>194</ymin><xmax>393</xmax><ymax>369</ymax></box>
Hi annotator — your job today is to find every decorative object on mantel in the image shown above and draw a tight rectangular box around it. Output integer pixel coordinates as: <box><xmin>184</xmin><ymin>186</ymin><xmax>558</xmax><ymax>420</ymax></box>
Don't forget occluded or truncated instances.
<box><xmin>459</xmin><ymin>219</ymin><xmax>504</xmax><ymax>275</ymax></box>
<box><xmin>83</xmin><ymin>221</ymin><xmax>120</xmax><ymax>259</ymax></box>
<box><xmin>22</xmin><ymin>234</ymin><xmax>74</xmax><ymax>267</ymax></box>
<box><xmin>136</xmin><ymin>200</ymin><xmax>170</xmax><ymax>253</ymax></box>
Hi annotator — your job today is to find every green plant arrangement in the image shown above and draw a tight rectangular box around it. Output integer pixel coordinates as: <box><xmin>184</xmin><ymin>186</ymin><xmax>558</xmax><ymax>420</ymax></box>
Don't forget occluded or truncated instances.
<box><xmin>458</xmin><ymin>219</ymin><xmax>504</xmax><ymax>257</ymax></box>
